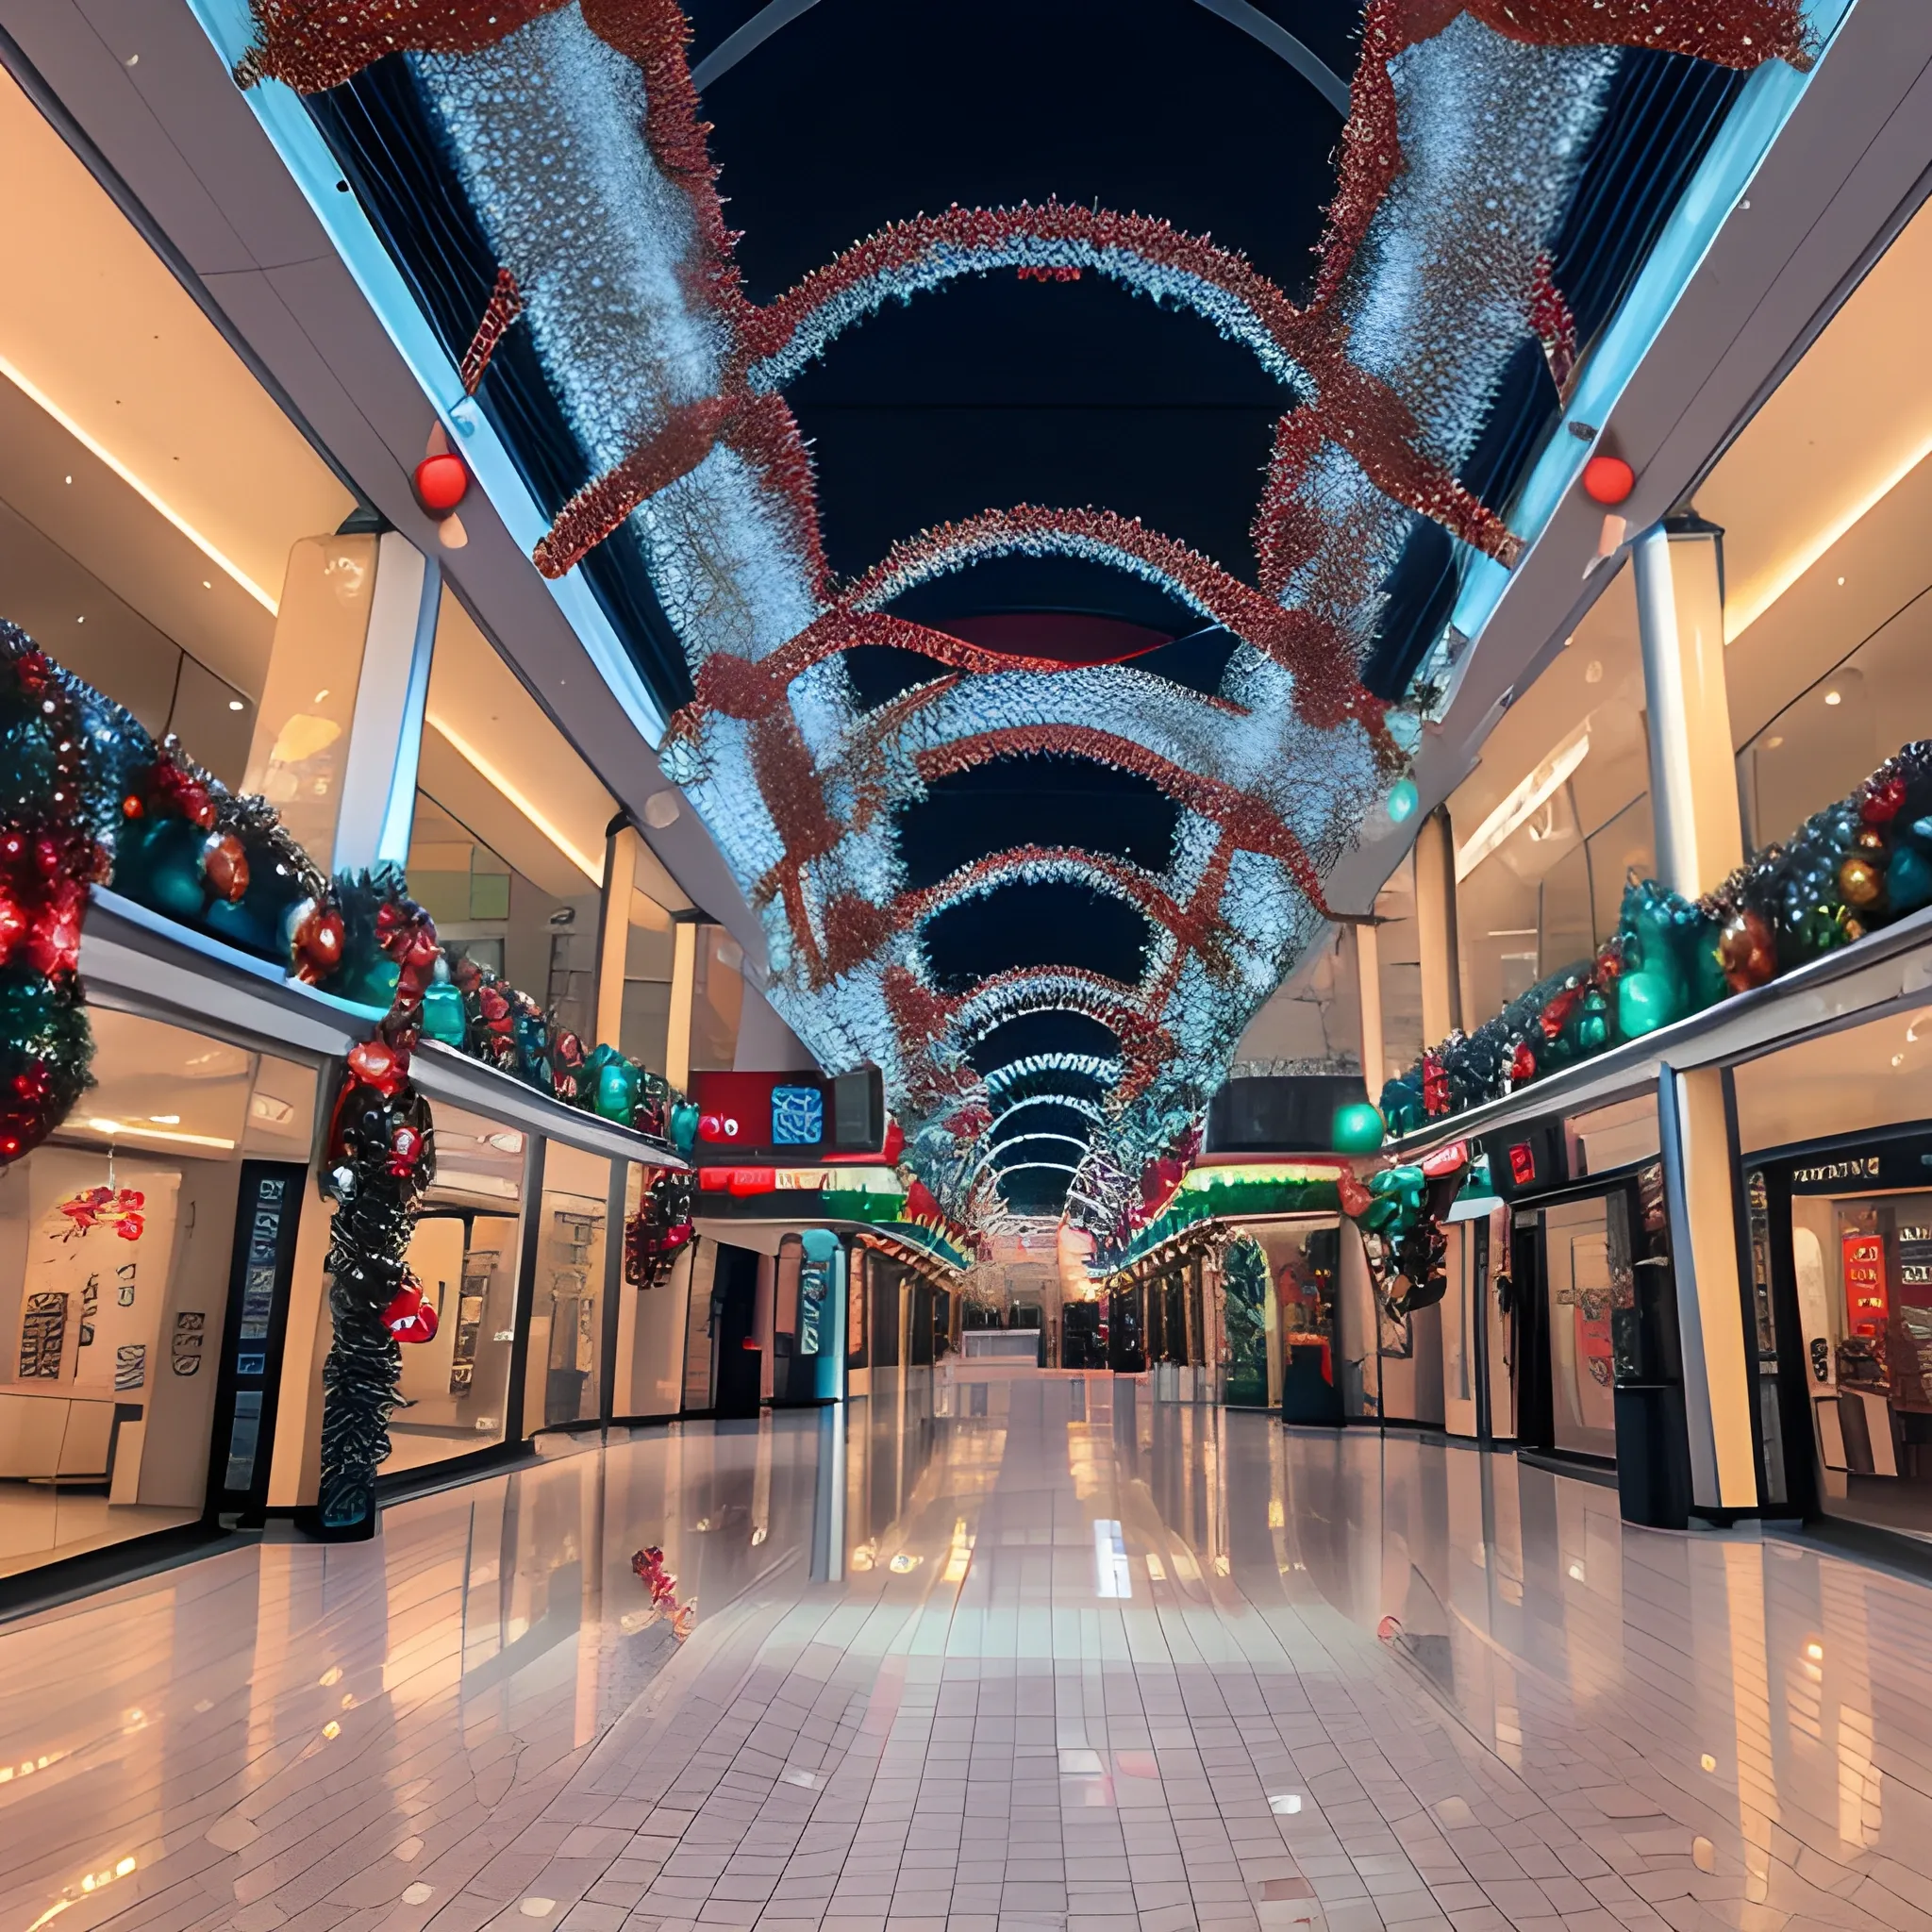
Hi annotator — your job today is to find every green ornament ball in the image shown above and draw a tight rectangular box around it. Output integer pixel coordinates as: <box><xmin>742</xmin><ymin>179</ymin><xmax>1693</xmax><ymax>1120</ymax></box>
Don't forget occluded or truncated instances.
<box><xmin>1331</xmin><ymin>1101</ymin><xmax>1385</xmax><ymax>1154</ymax></box>
<box><xmin>1617</xmin><ymin>967</ymin><xmax>1682</xmax><ymax>1040</ymax></box>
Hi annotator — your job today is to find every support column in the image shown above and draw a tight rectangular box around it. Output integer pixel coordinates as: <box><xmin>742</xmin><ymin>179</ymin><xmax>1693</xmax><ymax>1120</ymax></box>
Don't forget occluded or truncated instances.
<box><xmin>1658</xmin><ymin>1062</ymin><xmax>1759</xmax><ymax>1513</ymax></box>
<box><xmin>665</xmin><ymin>917</ymin><xmax>700</xmax><ymax>1091</ymax></box>
<box><xmin>1353</xmin><ymin>922</ymin><xmax>1385</xmax><ymax>1099</ymax></box>
<box><xmin>247</xmin><ymin>529</ymin><xmax>440</xmax><ymax>874</ymax></box>
<box><xmin>1413</xmin><ymin>806</ymin><xmax>1462</xmax><ymax>1042</ymax></box>
<box><xmin>1633</xmin><ymin>515</ymin><xmax>1743</xmax><ymax>897</ymax></box>
<box><xmin>595</xmin><ymin>816</ymin><xmax>641</xmax><ymax>1051</ymax></box>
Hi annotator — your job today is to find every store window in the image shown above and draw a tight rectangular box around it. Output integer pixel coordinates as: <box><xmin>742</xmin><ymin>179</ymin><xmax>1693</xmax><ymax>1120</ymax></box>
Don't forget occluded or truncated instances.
<box><xmin>1540</xmin><ymin>1196</ymin><xmax>1620</xmax><ymax>1462</ymax></box>
<box><xmin>385</xmin><ymin>1104</ymin><xmax>526</xmax><ymax>1474</ymax></box>
<box><xmin>408</xmin><ymin>793</ymin><xmax>600</xmax><ymax>1039</ymax></box>
<box><xmin>413</xmin><ymin>593</ymin><xmax>619</xmax><ymax>1036</ymax></box>
<box><xmin>691</xmin><ymin>924</ymin><xmax>744</xmax><ymax>1073</ymax></box>
<box><xmin>523</xmin><ymin>1142</ymin><xmax>615</xmax><ymax>1432</ymax></box>
<box><xmin>1446</xmin><ymin>568</ymin><xmax>1652</xmax><ymax>1025</ymax></box>
<box><xmin>1372</xmin><ymin>853</ymin><xmax>1424</xmax><ymax>1087</ymax></box>
<box><xmin>1706</xmin><ymin>189</ymin><xmax>1932</xmax><ymax>846</ymax></box>
<box><xmin>1736</xmin><ymin>1008</ymin><xmax>1932</xmax><ymax>1541</ymax></box>
<box><xmin>0</xmin><ymin>1008</ymin><xmax>315</xmax><ymax>1577</ymax></box>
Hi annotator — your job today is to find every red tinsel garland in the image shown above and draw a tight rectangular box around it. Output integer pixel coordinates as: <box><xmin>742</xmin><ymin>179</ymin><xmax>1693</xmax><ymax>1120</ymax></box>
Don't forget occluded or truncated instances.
<box><xmin>911</xmin><ymin>723</ymin><xmax>1333</xmax><ymax>916</ymax></box>
<box><xmin>459</xmin><ymin>267</ymin><xmax>524</xmax><ymax>395</ymax></box>
<box><xmin>848</xmin><ymin>504</ymin><xmax>1387</xmax><ymax>735</ymax></box>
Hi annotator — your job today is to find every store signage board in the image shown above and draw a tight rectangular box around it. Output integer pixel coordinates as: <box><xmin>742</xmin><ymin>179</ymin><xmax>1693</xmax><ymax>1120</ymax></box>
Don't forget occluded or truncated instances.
<box><xmin>1481</xmin><ymin>1122</ymin><xmax>1566</xmax><ymax>1201</ymax></box>
<box><xmin>1790</xmin><ymin>1131</ymin><xmax>1932</xmax><ymax>1194</ymax></box>
<box><xmin>206</xmin><ymin>1161</ymin><xmax>307</xmax><ymax>1523</ymax></box>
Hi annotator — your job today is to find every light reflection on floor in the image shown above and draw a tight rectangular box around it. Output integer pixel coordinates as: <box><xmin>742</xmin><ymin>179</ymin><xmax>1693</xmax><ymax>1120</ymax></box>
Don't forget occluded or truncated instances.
<box><xmin>1</xmin><ymin>1372</ymin><xmax>1928</xmax><ymax>1932</ymax></box>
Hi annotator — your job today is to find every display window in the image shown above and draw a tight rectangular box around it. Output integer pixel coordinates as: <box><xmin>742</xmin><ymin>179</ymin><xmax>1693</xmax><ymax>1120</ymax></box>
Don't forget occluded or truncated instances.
<box><xmin>1737</xmin><ymin>1007</ymin><xmax>1932</xmax><ymax>1542</ymax></box>
<box><xmin>0</xmin><ymin>1008</ymin><xmax>315</xmax><ymax>1576</ymax></box>
<box><xmin>383</xmin><ymin>1103</ymin><xmax>526</xmax><ymax>1474</ymax></box>
<box><xmin>523</xmin><ymin>1141</ymin><xmax>616</xmax><ymax>1432</ymax></box>
<box><xmin>1442</xmin><ymin>567</ymin><xmax>1654</xmax><ymax>1026</ymax></box>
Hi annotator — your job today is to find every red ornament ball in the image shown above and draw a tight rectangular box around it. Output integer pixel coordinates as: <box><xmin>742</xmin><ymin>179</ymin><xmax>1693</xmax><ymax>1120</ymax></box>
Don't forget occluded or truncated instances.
<box><xmin>413</xmin><ymin>452</ymin><xmax>470</xmax><ymax>513</ymax></box>
<box><xmin>1582</xmin><ymin>454</ymin><xmax>1635</xmax><ymax>506</ymax></box>
<box><xmin>697</xmin><ymin>1112</ymin><xmax>724</xmax><ymax>1142</ymax></box>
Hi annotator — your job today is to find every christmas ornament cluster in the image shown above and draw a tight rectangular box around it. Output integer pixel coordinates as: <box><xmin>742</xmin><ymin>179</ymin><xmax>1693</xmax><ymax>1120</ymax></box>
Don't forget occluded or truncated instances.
<box><xmin>1374</xmin><ymin>741</ymin><xmax>1932</xmax><ymax>1137</ymax></box>
<box><xmin>0</xmin><ymin>620</ymin><xmax>692</xmax><ymax>1168</ymax></box>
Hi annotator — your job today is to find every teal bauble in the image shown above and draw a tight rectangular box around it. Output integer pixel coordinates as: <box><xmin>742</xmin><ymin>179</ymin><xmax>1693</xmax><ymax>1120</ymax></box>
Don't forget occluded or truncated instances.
<box><xmin>670</xmin><ymin>1100</ymin><xmax>701</xmax><ymax>1152</ymax></box>
<box><xmin>1331</xmin><ymin>1101</ymin><xmax>1385</xmax><ymax>1155</ymax></box>
<box><xmin>122</xmin><ymin>818</ymin><xmax>207</xmax><ymax>921</ymax></box>
<box><xmin>593</xmin><ymin>1060</ymin><xmax>639</xmax><ymax>1124</ymax></box>
<box><xmin>1573</xmin><ymin>989</ymin><xmax>1611</xmax><ymax>1054</ymax></box>
<box><xmin>1617</xmin><ymin>968</ymin><xmax>1682</xmax><ymax>1040</ymax></box>
<box><xmin>1888</xmin><ymin>843</ymin><xmax>1932</xmax><ymax>914</ymax></box>
<box><xmin>420</xmin><ymin>980</ymin><xmax>466</xmax><ymax>1046</ymax></box>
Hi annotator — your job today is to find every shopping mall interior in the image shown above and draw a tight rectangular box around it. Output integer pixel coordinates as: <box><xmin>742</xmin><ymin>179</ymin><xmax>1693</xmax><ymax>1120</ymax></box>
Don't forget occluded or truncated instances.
<box><xmin>2</xmin><ymin>2</ymin><xmax>1932</xmax><ymax>1928</ymax></box>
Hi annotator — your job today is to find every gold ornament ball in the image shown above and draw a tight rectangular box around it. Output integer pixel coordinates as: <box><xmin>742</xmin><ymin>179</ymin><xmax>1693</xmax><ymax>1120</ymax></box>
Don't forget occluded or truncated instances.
<box><xmin>1837</xmin><ymin>855</ymin><xmax>1884</xmax><ymax>908</ymax></box>
<box><xmin>1716</xmin><ymin>908</ymin><xmax>1777</xmax><ymax>991</ymax></box>
<box><xmin>1857</xmin><ymin>826</ymin><xmax>1886</xmax><ymax>854</ymax></box>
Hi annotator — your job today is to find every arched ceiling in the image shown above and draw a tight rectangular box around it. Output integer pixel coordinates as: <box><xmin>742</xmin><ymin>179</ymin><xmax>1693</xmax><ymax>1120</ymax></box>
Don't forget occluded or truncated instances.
<box><xmin>251</xmin><ymin>0</ymin><xmax>1812</xmax><ymax>1243</ymax></box>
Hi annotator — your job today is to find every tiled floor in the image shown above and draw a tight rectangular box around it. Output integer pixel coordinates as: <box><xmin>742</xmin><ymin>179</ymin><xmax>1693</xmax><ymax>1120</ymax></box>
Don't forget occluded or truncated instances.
<box><xmin>3</xmin><ymin>1374</ymin><xmax>1931</xmax><ymax>1932</ymax></box>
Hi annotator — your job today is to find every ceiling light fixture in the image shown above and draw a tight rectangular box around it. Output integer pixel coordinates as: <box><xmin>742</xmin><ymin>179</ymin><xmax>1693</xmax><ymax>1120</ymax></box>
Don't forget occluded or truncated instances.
<box><xmin>0</xmin><ymin>352</ymin><xmax>279</xmax><ymax>613</ymax></box>
<box><xmin>1725</xmin><ymin>429</ymin><xmax>1932</xmax><ymax>642</ymax></box>
<box><xmin>425</xmin><ymin>711</ymin><xmax>602</xmax><ymax>883</ymax></box>
<box><xmin>1824</xmin><ymin>690</ymin><xmax>1841</xmax><ymax>707</ymax></box>
<box><xmin>1455</xmin><ymin>722</ymin><xmax>1590</xmax><ymax>881</ymax></box>
<box><xmin>82</xmin><ymin>1117</ymin><xmax>236</xmax><ymax>1150</ymax></box>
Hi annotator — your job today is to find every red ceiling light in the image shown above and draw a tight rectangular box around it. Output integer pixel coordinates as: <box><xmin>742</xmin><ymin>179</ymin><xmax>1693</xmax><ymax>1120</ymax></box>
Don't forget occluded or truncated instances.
<box><xmin>413</xmin><ymin>451</ymin><xmax>470</xmax><ymax>514</ymax></box>
<box><xmin>1582</xmin><ymin>454</ymin><xmax>1634</xmax><ymax>507</ymax></box>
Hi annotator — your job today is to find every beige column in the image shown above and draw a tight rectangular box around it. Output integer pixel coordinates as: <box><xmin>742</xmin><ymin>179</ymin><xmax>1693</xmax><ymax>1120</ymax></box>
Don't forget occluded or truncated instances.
<box><xmin>595</xmin><ymin>819</ymin><xmax>641</xmax><ymax>1049</ymax></box>
<box><xmin>244</xmin><ymin>529</ymin><xmax>440</xmax><ymax>873</ymax></box>
<box><xmin>1353</xmin><ymin>922</ymin><xmax>1386</xmax><ymax>1096</ymax></box>
<box><xmin>665</xmin><ymin>918</ymin><xmax>700</xmax><ymax>1091</ymax></box>
<box><xmin>1413</xmin><ymin>807</ymin><xmax>1463</xmax><ymax>1042</ymax></box>
<box><xmin>1633</xmin><ymin>516</ymin><xmax>1744</xmax><ymax>896</ymax></box>
<box><xmin>1659</xmin><ymin>1063</ymin><xmax>1759</xmax><ymax>1511</ymax></box>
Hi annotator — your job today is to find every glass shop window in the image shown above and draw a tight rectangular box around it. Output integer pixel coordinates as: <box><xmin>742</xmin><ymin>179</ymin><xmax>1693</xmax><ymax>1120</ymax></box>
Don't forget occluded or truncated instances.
<box><xmin>1735</xmin><ymin>592</ymin><xmax>1932</xmax><ymax>854</ymax></box>
<box><xmin>1704</xmin><ymin>189</ymin><xmax>1932</xmax><ymax>852</ymax></box>
<box><xmin>386</xmin><ymin>1102</ymin><xmax>526</xmax><ymax>1474</ymax></box>
<box><xmin>1373</xmin><ymin>852</ymin><xmax>1424</xmax><ymax>1087</ymax></box>
<box><xmin>523</xmin><ymin>1141</ymin><xmax>615</xmax><ymax>1432</ymax></box>
<box><xmin>1446</xmin><ymin>566</ymin><xmax>1652</xmax><ymax>1032</ymax></box>
<box><xmin>690</xmin><ymin>924</ymin><xmax>744</xmax><ymax>1074</ymax></box>
<box><xmin>1540</xmin><ymin>1196</ymin><xmax>1620</xmax><ymax>1462</ymax></box>
<box><xmin>0</xmin><ymin>1008</ymin><xmax>316</xmax><ymax>1577</ymax></box>
<box><xmin>407</xmin><ymin>792</ymin><xmax>601</xmax><ymax>1041</ymax></box>
<box><xmin>1788</xmin><ymin>1179</ymin><xmax>1932</xmax><ymax>1541</ymax></box>
<box><xmin>617</xmin><ymin>889</ymin><xmax>675</xmax><ymax>1077</ymax></box>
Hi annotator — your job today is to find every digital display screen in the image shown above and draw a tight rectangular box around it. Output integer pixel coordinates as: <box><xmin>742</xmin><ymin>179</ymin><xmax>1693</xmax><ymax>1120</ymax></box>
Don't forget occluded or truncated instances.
<box><xmin>1507</xmin><ymin>1141</ymin><xmax>1538</xmax><ymax>1187</ymax></box>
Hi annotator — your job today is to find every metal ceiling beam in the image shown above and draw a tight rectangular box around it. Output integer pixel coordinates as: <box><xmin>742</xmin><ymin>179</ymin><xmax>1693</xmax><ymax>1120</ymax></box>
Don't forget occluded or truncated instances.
<box><xmin>691</xmin><ymin>0</ymin><xmax>1350</xmax><ymax>116</ymax></box>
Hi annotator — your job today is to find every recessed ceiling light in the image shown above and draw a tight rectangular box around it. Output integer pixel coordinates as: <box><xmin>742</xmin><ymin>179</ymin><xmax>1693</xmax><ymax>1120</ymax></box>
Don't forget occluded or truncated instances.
<box><xmin>1765</xmin><ymin>735</ymin><xmax>1784</xmax><ymax>749</ymax></box>
<box><xmin>228</xmin><ymin>699</ymin><xmax>245</xmax><ymax>711</ymax></box>
<box><xmin>63</xmin><ymin>474</ymin><xmax>73</xmax><ymax>486</ymax></box>
<box><xmin>1824</xmin><ymin>691</ymin><xmax>1841</xmax><ymax>706</ymax></box>
<box><xmin>75</xmin><ymin>615</ymin><xmax>85</xmax><ymax>625</ymax></box>
<box><xmin>314</xmin><ymin>689</ymin><xmax>330</xmax><ymax>703</ymax></box>
<box><xmin>1837</xmin><ymin>576</ymin><xmax>1845</xmax><ymax>586</ymax></box>
<box><xmin>203</xmin><ymin>579</ymin><xmax>213</xmax><ymax>590</ymax></box>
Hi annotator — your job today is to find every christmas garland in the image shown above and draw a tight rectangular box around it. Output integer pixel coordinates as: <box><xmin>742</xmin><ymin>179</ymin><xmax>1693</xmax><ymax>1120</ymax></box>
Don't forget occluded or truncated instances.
<box><xmin>1377</xmin><ymin>741</ymin><xmax>1932</xmax><ymax>1137</ymax></box>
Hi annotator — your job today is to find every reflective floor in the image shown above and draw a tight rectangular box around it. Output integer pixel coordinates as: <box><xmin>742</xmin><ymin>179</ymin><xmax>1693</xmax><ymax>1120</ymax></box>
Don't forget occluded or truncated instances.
<box><xmin>3</xmin><ymin>1373</ymin><xmax>1931</xmax><ymax>1932</ymax></box>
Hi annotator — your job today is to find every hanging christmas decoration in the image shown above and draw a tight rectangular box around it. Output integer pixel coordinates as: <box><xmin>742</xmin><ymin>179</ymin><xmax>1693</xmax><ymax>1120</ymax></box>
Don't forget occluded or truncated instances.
<box><xmin>229</xmin><ymin>0</ymin><xmax>1812</xmax><ymax>1238</ymax></box>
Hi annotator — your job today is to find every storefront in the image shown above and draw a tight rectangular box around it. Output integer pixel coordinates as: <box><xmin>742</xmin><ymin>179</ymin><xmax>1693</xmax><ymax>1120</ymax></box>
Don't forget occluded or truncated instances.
<box><xmin>1732</xmin><ymin>1007</ymin><xmax>1932</xmax><ymax>1547</ymax></box>
<box><xmin>0</xmin><ymin>1006</ymin><xmax>319</xmax><ymax>1580</ymax></box>
<box><xmin>1477</xmin><ymin>1099</ymin><xmax>1692</xmax><ymax>1526</ymax></box>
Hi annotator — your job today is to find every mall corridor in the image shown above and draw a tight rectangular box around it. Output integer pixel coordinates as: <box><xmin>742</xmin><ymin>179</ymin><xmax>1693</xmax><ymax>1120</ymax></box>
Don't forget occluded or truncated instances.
<box><xmin>4</xmin><ymin>1379</ymin><xmax>1929</xmax><ymax>1932</ymax></box>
